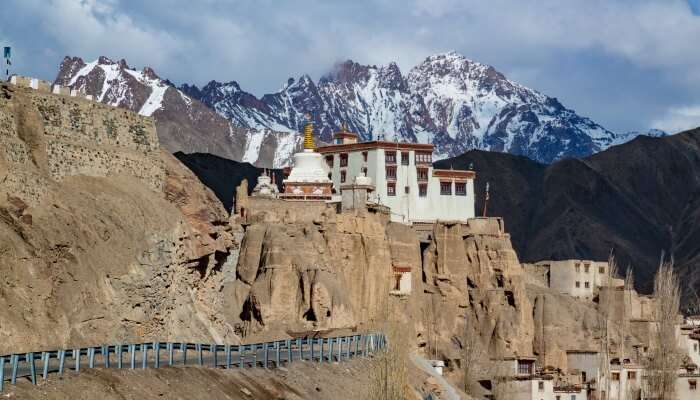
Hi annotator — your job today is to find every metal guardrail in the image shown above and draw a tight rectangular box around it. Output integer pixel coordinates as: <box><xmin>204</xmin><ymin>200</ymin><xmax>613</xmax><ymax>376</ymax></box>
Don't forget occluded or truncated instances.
<box><xmin>0</xmin><ymin>332</ymin><xmax>386</xmax><ymax>392</ymax></box>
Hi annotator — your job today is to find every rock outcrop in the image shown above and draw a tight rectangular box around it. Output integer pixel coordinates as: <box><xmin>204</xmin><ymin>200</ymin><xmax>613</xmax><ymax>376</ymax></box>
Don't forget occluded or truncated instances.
<box><xmin>234</xmin><ymin>201</ymin><xmax>397</xmax><ymax>337</ymax></box>
<box><xmin>0</xmin><ymin>83</ymin><xmax>244</xmax><ymax>352</ymax></box>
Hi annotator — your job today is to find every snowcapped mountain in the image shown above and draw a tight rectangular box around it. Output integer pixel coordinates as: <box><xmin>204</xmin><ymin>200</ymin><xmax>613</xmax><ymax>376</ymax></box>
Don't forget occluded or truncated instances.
<box><xmin>181</xmin><ymin>52</ymin><xmax>641</xmax><ymax>163</ymax></box>
<box><xmin>54</xmin><ymin>53</ymin><xmax>666</xmax><ymax>167</ymax></box>
<box><xmin>54</xmin><ymin>56</ymin><xmax>300</xmax><ymax>166</ymax></box>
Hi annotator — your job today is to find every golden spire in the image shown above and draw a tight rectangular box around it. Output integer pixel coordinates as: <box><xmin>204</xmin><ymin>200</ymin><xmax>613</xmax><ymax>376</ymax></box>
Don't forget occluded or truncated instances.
<box><xmin>303</xmin><ymin>114</ymin><xmax>315</xmax><ymax>150</ymax></box>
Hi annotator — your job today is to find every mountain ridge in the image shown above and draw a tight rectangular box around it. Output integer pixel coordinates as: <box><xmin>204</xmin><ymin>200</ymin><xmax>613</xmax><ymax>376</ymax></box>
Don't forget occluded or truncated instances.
<box><xmin>55</xmin><ymin>52</ymin><xmax>666</xmax><ymax>167</ymax></box>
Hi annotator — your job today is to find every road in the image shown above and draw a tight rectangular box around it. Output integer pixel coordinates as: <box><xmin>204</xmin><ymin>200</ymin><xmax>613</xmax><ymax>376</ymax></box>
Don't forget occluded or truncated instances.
<box><xmin>1</xmin><ymin>336</ymin><xmax>375</xmax><ymax>387</ymax></box>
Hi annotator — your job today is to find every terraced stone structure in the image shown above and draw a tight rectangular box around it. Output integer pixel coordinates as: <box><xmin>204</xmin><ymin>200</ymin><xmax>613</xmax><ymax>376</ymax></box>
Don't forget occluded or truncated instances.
<box><xmin>0</xmin><ymin>81</ymin><xmax>163</xmax><ymax>196</ymax></box>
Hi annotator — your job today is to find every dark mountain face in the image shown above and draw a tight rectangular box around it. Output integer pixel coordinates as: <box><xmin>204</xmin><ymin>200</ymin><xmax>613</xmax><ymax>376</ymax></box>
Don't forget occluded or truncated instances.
<box><xmin>435</xmin><ymin>128</ymin><xmax>700</xmax><ymax>302</ymax></box>
<box><xmin>173</xmin><ymin>152</ymin><xmax>282</xmax><ymax>213</ymax></box>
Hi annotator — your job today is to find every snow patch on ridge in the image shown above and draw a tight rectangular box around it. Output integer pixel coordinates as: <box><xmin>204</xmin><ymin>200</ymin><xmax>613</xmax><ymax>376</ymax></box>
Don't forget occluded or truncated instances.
<box><xmin>242</xmin><ymin>129</ymin><xmax>265</xmax><ymax>164</ymax></box>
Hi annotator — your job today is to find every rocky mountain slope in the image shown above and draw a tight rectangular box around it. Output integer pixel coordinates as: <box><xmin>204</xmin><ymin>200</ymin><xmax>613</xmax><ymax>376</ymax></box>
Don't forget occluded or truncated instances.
<box><xmin>0</xmin><ymin>82</ymin><xmax>250</xmax><ymax>352</ymax></box>
<box><xmin>182</xmin><ymin>52</ymin><xmax>656</xmax><ymax>164</ymax></box>
<box><xmin>55</xmin><ymin>53</ymin><xmax>663</xmax><ymax>168</ymax></box>
<box><xmin>54</xmin><ymin>56</ymin><xmax>301</xmax><ymax>168</ymax></box>
<box><xmin>435</xmin><ymin>127</ymin><xmax>700</xmax><ymax>300</ymax></box>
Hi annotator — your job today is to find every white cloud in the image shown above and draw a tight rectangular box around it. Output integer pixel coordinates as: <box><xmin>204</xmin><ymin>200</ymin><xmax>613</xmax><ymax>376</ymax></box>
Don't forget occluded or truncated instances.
<box><xmin>3</xmin><ymin>0</ymin><xmax>700</xmax><ymax>133</ymax></box>
<box><xmin>651</xmin><ymin>105</ymin><xmax>700</xmax><ymax>133</ymax></box>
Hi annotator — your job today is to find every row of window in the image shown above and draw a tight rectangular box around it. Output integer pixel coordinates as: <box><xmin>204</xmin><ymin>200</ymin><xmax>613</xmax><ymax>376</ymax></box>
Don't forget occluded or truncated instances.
<box><xmin>325</xmin><ymin>150</ymin><xmax>432</xmax><ymax>168</ymax></box>
<box><xmin>575</xmin><ymin>281</ymin><xmax>591</xmax><ymax>289</ymax></box>
<box><xmin>385</xmin><ymin>166</ymin><xmax>430</xmax><ymax>182</ymax></box>
<box><xmin>574</xmin><ymin>263</ymin><xmax>605</xmax><ymax>274</ymax></box>
<box><xmin>611</xmin><ymin>371</ymin><xmax>637</xmax><ymax>381</ymax></box>
<box><xmin>385</xmin><ymin>181</ymin><xmax>466</xmax><ymax>197</ymax></box>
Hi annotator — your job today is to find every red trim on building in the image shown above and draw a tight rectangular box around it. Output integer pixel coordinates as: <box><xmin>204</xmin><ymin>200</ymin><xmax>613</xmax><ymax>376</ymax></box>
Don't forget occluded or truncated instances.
<box><xmin>317</xmin><ymin>141</ymin><xmax>434</xmax><ymax>153</ymax></box>
<box><xmin>432</xmin><ymin>169</ymin><xmax>476</xmax><ymax>179</ymax></box>
<box><xmin>393</xmin><ymin>266</ymin><xmax>411</xmax><ymax>273</ymax></box>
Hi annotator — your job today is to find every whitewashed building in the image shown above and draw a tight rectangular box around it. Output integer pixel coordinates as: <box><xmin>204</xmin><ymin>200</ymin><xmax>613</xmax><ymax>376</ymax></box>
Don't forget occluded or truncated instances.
<box><xmin>534</xmin><ymin>259</ymin><xmax>617</xmax><ymax>299</ymax></box>
<box><xmin>317</xmin><ymin>129</ymin><xmax>475</xmax><ymax>224</ymax></box>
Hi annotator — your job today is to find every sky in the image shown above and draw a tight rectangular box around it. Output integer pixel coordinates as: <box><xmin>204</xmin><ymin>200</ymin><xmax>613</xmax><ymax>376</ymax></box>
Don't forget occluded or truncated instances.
<box><xmin>2</xmin><ymin>0</ymin><xmax>700</xmax><ymax>134</ymax></box>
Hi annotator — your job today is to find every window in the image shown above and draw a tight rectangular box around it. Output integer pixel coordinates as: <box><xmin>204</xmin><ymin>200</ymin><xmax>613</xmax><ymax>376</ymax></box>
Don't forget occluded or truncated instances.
<box><xmin>385</xmin><ymin>166</ymin><xmax>397</xmax><ymax>180</ymax></box>
<box><xmin>440</xmin><ymin>181</ymin><xmax>452</xmax><ymax>195</ymax></box>
<box><xmin>340</xmin><ymin>170</ymin><xmax>346</xmax><ymax>183</ymax></box>
<box><xmin>575</xmin><ymin>281</ymin><xmax>580</xmax><ymax>288</ymax></box>
<box><xmin>362</xmin><ymin>151</ymin><xmax>368</xmax><ymax>162</ymax></box>
<box><xmin>575</xmin><ymin>263</ymin><xmax>580</xmax><ymax>272</ymax></box>
<box><xmin>538</xmin><ymin>381</ymin><xmax>544</xmax><ymax>391</ymax></box>
<box><xmin>694</xmin><ymin>343</ymin><xmax>698</xmax><ymax>352</ymax></box>
<box><xmin>404</xmin><ymin>186</ymin><xmax>410</xmax><ymax>194</ymax></box>
<box><xmin>455</xmin><ymin>182</ymin><xmax>467</xmax><ymax>196</ymax></box>
<box><xmin>690</xmin><ymin>380</ymin><xmax>697</xmax><ymax>390</ymax></box>
<box><xmin>599</xmin><ymin>266</ymin><xmax>605</xmax><ymax>274</ymax></box>
<box><xmin>584</xmin><ymin>282</ymin><xmax>590</xmax><ymax>289</ymax></box>
<box><xmin>570</xmin><ymin>396</ymin><xmax>576</xmax><ymax>400</ymax></box>
<box><xmin>612</xmin><ymin>372</ymin><xmax>620</xmax><ymax>381</ymax></box>
<box><xmin>517</xmin><ymin>360</ymin><xmax>533</xmax><ymax>375</ymax></box>
<box><xmin>361</xmin><ymin>166</ymin><xmax>368</xmax><ymax>176</ymax></box>
<box><xmin>325</xmin><ymin>155</ymin><xmax>334</xmax><ymax>168</ymax></box>
<box><xmin>417</xmin><ymin>168</ymin><xmax>429</xmax><ymax>181</ymax></box>
<box><xmin>393</xmin><ymin>274</ymin><xmax>401</xmax><ymax>291</ymax></box>
<box><xmin>628</xmin><ymin>371</ymin><xmax>636</xmax><ymax>380</ymax></box>
<box><xmin>387</xmin><ymin>182</ymin><xmax>396</xmax><ymax>196</ymax></box>
<box><xmin>385</xmin><ymin>151</ymin><xmax>396</xmax><ymax>164</ymax></box>
<box><xmin>416</xmin><ymin>152</ymin><xmax>432</xmax><ymax>164</ymax></box>
<box><xmin>418</xmin><ymin>184</ymin><xmax>427</xmax><ymax>197</ymax></box>
<box><xmin>584</xmin><ymin>264</ymin><xmax>590</xmax><ymax>273</ymax></box>
<box><xmin>401</xmin><ymin>151</ymin><xmax>409</xmax><ymax>165</ymax></box>
<box><xmin>556</xmin><ymin>396</ymin><xmax>561</xmax><ymax>400</ymax></box>
<box><xmin>340</xmin><ymin>153</ymin><xmax>348</xmax><ymax>167</ymax></box>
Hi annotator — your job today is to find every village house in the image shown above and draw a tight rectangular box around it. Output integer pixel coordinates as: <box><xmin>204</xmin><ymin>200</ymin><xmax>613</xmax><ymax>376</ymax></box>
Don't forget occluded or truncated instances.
<box><xmin>532</xmin><ymin>260</ymin><xmax>621</xmax><ymax>299</ymax></box>
<box><xmin>492</xmin><ymin>356</ymin><xmax>587</xmax><ymax>400</ymax></box>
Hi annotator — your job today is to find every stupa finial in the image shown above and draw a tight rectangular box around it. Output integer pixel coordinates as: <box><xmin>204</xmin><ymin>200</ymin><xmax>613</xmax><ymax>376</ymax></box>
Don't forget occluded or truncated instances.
<box><xmin>303</xmin><ymin>113</ymin><xmax>315</xmax><ymax>150</ymax></box>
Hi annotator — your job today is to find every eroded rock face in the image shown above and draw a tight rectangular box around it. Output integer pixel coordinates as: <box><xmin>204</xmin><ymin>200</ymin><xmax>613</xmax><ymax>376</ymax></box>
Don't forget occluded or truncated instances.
<box><xmin>237</xmin><ymin>210</ymin><xmax>396</xmax><ymax>336</ymax></box>
<box><xmin>0</xmin><ymin>84</ymin><xmax>244</xmax><ymax>352</ymax></box>
<box><xmin>418</xmin><ymin>220</ymin><xmax>535</xmax><ymax>362</ymax></box>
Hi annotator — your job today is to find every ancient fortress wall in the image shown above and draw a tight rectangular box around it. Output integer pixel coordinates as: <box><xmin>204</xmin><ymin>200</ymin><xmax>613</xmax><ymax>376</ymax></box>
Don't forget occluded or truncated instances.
<box><xmin>0</xmin><ymin>81</ymin><xmax>164</xmax><ymax>193</ymax></box>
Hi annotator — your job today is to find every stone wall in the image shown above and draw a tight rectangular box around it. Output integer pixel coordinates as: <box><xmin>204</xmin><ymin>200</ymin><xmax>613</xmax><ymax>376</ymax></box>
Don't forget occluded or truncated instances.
<box><xmin>0</xmin><ymin>83</ymin><xmax>163</xmax><ymax>193</ymax></box>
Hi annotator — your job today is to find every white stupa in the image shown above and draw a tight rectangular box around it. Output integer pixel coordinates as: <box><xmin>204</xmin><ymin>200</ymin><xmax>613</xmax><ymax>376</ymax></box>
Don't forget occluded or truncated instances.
<box><xmin>251</xmin><ymin>170</ymin><xmax>279</xmax><ymax>199</ymax></box>
<box><xmin>280</xmin><ymin>119</ymin><xmax>333</xmax><ymax>200</ymax></box>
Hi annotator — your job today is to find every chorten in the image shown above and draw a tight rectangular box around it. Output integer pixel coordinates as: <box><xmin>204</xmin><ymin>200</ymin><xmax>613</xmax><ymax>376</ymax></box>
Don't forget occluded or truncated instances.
<box><xmin>251</xmin><ymin>169</ymin><xmax>279</xmax><ymax>199</ymax></box>
<box><xmin>279</xmin><ymin>117</ymin><xmax>333</xmax><ymax>201</ymax></box>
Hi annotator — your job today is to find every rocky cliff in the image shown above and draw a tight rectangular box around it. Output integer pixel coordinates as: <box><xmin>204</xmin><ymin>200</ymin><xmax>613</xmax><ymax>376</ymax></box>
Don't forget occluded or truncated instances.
<box><xmin>0</xmin><ymin>82</ymin><xmax>243</xmax><ymax>352</ymax></box>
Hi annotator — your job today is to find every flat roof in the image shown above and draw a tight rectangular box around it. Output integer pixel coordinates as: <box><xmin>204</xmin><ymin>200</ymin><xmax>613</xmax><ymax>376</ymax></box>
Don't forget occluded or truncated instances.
<box><xmin>317</xmin><ymin>140</ymin><xmax>434</xmax><ymax>153</ymax></box>
<box><xmin>433</xmin><ymin>169</ymin><xmax>476</xmax><ymax>179</ymax></box>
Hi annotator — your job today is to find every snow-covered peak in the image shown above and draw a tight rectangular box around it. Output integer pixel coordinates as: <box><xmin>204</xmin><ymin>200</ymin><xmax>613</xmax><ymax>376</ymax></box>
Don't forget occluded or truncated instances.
<box><xmin>55</xmin><ymin>55</ymin><xmax>175</xmax><ymax>117</ymax></box>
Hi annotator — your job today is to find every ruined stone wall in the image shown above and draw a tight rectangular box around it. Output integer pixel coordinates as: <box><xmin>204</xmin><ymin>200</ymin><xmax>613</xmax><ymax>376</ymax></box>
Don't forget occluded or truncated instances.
<box><xmin>521</xmin><ymin>263</ymin><xmax>550</xmax><ymax>288</ymax></box>
<box><xmin>0</xmin><ymin>83</ymin><xmax>163</xmax><ymax>194</ymax></box>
